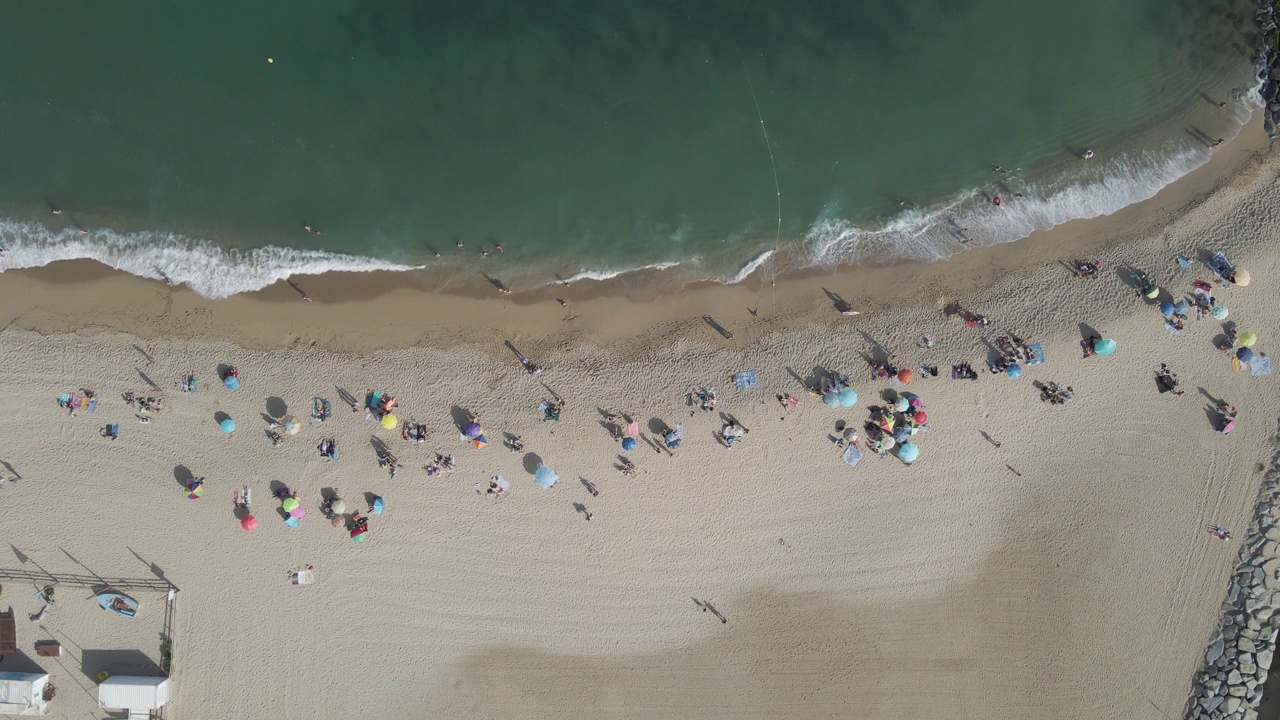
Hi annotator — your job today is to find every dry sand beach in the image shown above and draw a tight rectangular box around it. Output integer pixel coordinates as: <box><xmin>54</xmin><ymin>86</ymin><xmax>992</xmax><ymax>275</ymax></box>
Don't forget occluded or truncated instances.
<box><xmin>1</xmin><ymin>127</ymin><xmax>1279</xmax><ymax>720</ymax></box>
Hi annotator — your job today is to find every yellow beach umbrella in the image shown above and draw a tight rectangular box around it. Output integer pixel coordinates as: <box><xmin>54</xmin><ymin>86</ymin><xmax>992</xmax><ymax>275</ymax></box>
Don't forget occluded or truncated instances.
<box><xmin>380</xmin><ymin>413</ymin><xmax>398</xmax><ymax>430</ymax></box>
<box><xmin>1239</xmin><ymin>331</ymin><xmax>1257</xmax><ymax>347</ymax></box>
<box><xmin>1234</xmin><ymin>269</ymin><xmax>1250</xmax><ymax>286</ymax></box>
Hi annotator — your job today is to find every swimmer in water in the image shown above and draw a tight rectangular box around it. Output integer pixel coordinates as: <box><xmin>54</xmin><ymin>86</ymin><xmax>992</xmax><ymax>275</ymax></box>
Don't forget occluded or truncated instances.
<box><xmin>1081</xmin><ymin>149</ymin><xmax>1094</xmax><ymax>160</ymax></box>
<box><xmin>495</xmin><ymin>243</ymin><xmax>503</xmax><ymax>252</ymax></box>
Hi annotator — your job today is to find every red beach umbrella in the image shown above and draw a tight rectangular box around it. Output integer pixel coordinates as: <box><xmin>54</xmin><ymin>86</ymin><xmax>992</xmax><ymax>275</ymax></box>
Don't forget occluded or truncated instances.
<box><xmin>241</xmin><ymin>514</ymin><xmax>258</xmax><ymax>531</ymax></box>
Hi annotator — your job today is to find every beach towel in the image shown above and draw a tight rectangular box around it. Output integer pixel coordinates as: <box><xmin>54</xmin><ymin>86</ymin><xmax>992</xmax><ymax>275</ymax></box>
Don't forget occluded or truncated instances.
<box><xmin>1175</xmin><ymin>255</ymin><xmax>1192</xmax><ymax>270</ymax></box>
<box><xmin>1024</xmin><ymin>343</ymin><xmax>1045</xmax><ymax>365</ymax></box>
<box><xmin>1208</xmin><ymin>252</ymin><xmax>1233</xmax><ymax>278</ymax></box>
<box><xmin>840</xmin><ymin>444</ymin><xmax>864</xmax><ymax>469</ymax></box>
<box><xmin>1165</xmin><ymin>322</ymin><xmax>1183</xmax><ymax>335</ymax></box>
<box><xmin>733</xmin><ymin>371</ymin><xmax>758</xmax><ymax>390</ymax></box>
<box><xmin>86</xmin><ymin>396</ymin><xmax>98</xmax><ymax>412</ymax></box>
<box><xmin>1251</xmin><ymin>356</ymin><xmax>1273</xmax><ymax>376</ymax></box>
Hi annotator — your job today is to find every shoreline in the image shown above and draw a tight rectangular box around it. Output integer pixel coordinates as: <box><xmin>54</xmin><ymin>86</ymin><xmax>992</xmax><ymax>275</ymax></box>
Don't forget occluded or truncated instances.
<box><xmin>0</xmin><ymin>114</ymin><xmax>1271</xmax><ymax>356</ymax></box>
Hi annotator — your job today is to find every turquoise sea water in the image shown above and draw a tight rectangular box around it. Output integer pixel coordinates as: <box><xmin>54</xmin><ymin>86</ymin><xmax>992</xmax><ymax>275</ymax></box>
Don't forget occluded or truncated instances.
<box><xmin>0</xmin><ymin>0</ymin><xmax>1262</xmax><ymax>296</ymax></box>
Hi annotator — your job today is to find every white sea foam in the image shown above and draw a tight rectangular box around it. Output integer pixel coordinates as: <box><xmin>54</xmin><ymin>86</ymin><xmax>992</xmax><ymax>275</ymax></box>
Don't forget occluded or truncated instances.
<box><xmin>561</xmin><ymin>261</ymin><xmax>685</xmax><ymax>284</ymax></box>
<box><xmin>0</xmin><ymin>221</ymin><xmax>421</xmax><ymax>299</ymax></box>
<box><xmin>802</xmin><ymin>141</ymin><xmax>1213</xmax><ymax>268</ymax></box>
<box><xmin>725</xmin><ymin>248</ymin><xmax>777</xmax><ymax>284</ymax></box>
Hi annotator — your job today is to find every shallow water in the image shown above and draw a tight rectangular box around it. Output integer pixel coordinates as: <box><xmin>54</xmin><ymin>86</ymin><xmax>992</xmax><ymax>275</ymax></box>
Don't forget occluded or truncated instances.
<box><xmin>0</xmin><ymin>0</ymin><xmax>1261</xmax><ymax>296</ymax></box>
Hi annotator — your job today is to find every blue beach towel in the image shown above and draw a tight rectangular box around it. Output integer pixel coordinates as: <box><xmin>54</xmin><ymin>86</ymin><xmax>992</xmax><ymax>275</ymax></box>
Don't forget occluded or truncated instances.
<box><xmin>1251</xmin><ymin>356</ymin><xmax>1273</xmax><ymax>376</ymax></box>
<box><xmin>1164</xmin><ymin>322</ymin><xmax>1183</xmax><ymax>335</ymax></box>
<box><xmin>1175</xmin><ymin>255</ymin><xmax>1192</xmax><ymax>270</ymax></box>
<box><xmin>1025</xmin><ymin>343</ymin><xmax>1045</xmax><ymax>365</ymax></box>
<box><xmin>733</xmin><ymin>371</ymin><xmax>758</xmax><ymax>390</ymax></box>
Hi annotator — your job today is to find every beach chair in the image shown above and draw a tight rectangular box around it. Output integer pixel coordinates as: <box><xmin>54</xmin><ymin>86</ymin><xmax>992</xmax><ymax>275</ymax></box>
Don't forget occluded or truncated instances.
<box><xmin>732</xmin><ymin>371</ymin><xmax>758</xmax><ymax>390</ymax></box>
<box><xmin>100</xmin><ymin>423</ymin><xmax>119</xmax><ymax>440</ymax></box>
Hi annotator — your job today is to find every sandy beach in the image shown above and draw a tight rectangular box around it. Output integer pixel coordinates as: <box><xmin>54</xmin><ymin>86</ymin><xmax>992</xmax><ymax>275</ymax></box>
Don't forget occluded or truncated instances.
<box><xmin>0</xmin><ymin>123</ymin><xmax>1279</xmax><ymax>719</ymax></box>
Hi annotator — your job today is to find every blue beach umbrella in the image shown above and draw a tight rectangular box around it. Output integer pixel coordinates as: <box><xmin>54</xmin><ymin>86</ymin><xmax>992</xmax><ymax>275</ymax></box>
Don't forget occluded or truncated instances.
<box><xmin>898</xmin><ymin>442</ymin><xmax>920</xmax><ymax>464</ymax></box>
<box><xmin>371</xmin><ymin>496</ymin><xmax>385</xmax><ymax>515</ymax></box>
<box><xmin>284</xmin><ymin>515</ymin><xmax>299</xmax><ymax>528</ymax></box>
<box><xmin>893</xmin><ymin>397</ymin><xmax>910</xmax><ymax>413</ymax></box>
<box><xmin>892</xmin><ymin>426</ymin><xmax>910</xmax><ymax>443</ymax></box>
<box><xmin>220</xmin><ymin>417</ymin><xmax>236</xmax><ymax>433</ymax></box>
<box><xmin>223</xmin><ymin>375</ymin><xmax>240</xmax><ymax>390</ymax></box>
<box><xmin>822</xmin><ymin>390</ymin><xmax>840</xmax><ymax>409</ymax></box>
<box><xmin>621</xmin><ymin>437</ymin><xmax>637</xmax><ymax>451</ymax></box>
<box><xmin>1094</xmin><ymin>338</ymin><xmax>1117</xmax><ymax>356</ymax></box>
<box><xmin>1237</xmin><ymin>347</ymin><xmax>1254</xmax><ymax>362</ymax></box>
<box><xmin>838</xmin><ymin>388</ymin><xmax>858</xmax><ymax>408</ymax></box>
<box><xmin>1159</xmin><ymin>300</ymin><xmax>1175</xmax><ymax>317</ymax></box>
<box><xmin>1174</xmin><ymin>299</ymin><xmax>1191</xmax><ymax>315</ymax></box>
<box><xmin>1006</xmin><ymin>364</ymin><xmax>1022</xmax><ymax>379</ymax></box>
<box><xmin>1212</xmin><ymin>305</ymin><xmax>1229</xmax><ymax>320</ymax></box>
<box><xmin>534</xmin><ymin>464</ymin><xmax>560</xmax><ymax>489</ymax></box>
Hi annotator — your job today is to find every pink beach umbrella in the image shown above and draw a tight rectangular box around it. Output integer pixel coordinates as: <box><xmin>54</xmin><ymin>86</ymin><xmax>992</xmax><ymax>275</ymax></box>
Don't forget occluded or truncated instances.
<box><xmin>289</xmin><ymin>506</ymin><xmax>306</xmax><ymax>519</ymax></box>
<box><xmin>240</xmin><ymin>514</ymin><xmax>258</xmax><ymax>531</ymax></box>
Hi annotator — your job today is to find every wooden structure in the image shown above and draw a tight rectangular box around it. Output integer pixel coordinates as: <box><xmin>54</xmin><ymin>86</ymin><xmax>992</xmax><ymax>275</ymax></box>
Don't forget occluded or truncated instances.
<box><xmin>0</xmin><ymin>607</ymin><xmax>16</xmax><ymax>656</ymax></box>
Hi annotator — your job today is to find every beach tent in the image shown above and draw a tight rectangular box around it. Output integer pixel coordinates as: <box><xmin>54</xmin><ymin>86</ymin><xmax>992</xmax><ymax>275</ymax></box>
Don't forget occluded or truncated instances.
<box><xmin>380</xmin><ymin>413</ymin><xmax>397</xmax><ymax>430</ymax></box>
<box><xmin>822</xmin><ymin>390</ymin><xmax>840</xmax><ymax>409</ymax></box>
<box><xmin>733</xmin><ymin>371</ymin><xmax>758</xmax><ymax>390</ymax></box>
<box><xmin>1212</xmin><ymin>305</ymin><xmax>1229</xmax><ymax>320</ymax></box>
<box><xmin>219</xmin><ymin>417</ymin><xmax>236</xmax><ymax>433</ymax></box>
<box><xmin>1006</xmin><ymin>364</ymin><xmax>1022</xmax><ymax>379</ymax></box>
<box><xmin>838</xmin><ymin>388</ymin><xmax>858</xmax><ymax>408</ymax></box>
<box><xmin>1159</xmin><ymin>300</ymin><xmax>1175</xmax><ymax>317</ymax></box>
<box><xmin>534</xmin><ymin>464</ymin><xmax>560</xmax><ymax>489</ymax></box>
<box><xmin>840</xmin><ymin>444</ymin><xmax>864</xmax><ymax>470</ymax></box>
<box><xmin>1239</xmin><ymin>331</ymin><xmax>1258</xmax><ymax>347</ymax></box>
<box><xmin>1093</xmin><ymin>338</ymin><xmax>1117</xmax><ymax>356</ymax></box>
<box><xmin>0</xmin><ymin>672</ymin><xmax>50</xmax><ymax>715</ymax></box>
<box><xmin>98</xmin><ymin>676</ymin><xmax>169</xmax><ymax>715</ymax></box>
<box><xmin>279</xmin><ymin>416</ymin><xmax>300</xmax><ymax>435</ymax></box>
<box><xmin>898</xmin><ymin>442</ymin><xmax>920</xmax><ymax>464</ymax></box>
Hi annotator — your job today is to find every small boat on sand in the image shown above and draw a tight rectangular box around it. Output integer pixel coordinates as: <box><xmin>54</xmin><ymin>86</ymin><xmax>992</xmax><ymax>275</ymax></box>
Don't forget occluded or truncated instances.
<box><xmin>96</xmin><ymin>592</ymin><xmax>139</xmax><ymax>618</ymax></box>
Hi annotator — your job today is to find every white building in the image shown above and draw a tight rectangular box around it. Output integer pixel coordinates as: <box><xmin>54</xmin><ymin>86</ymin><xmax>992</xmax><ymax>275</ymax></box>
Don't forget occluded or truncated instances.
<box><xmin>0</xmin><ymin>672</ymin><xmax>50</xmax><ymax>715</ymax></box>
<box><xmin>98</xmin><ymin>675</ymin><xmax>170</xmax><ymax>718</ymax></box>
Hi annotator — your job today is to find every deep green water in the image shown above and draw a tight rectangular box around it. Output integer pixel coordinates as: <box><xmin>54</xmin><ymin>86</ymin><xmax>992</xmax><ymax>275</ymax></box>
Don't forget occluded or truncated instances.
<box><xmin>0</xmin><ymin>0</ymin><xmax>1261</xmax><ymax>296</ymax></box>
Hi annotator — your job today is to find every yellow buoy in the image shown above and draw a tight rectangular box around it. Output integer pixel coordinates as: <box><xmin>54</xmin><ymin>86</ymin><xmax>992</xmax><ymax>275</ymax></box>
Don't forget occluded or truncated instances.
<box><xmin>267</xmin><ymin>57</ymin><xmax>274</xmax><ymax>64</ymax></box>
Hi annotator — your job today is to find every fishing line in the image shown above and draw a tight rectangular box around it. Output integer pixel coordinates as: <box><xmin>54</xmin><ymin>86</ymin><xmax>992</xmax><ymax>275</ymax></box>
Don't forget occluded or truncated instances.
<box><xmin>739</xmin><ymin>56</ymin><xmax>781</xmax><ymax>311</ymax></box>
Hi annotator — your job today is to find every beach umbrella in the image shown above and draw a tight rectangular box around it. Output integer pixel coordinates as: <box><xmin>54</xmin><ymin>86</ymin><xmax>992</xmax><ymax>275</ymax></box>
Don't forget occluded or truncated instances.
<box><xmin>621</xmin><ymin>437</ymin><xmax>637</xmax><ymax>451</ymax></box>
<box><xmin>371</xmin><ymin>497</ymin><xmax>385</xmax><ymax>515</ymax></box>
<box><xmin>626</xmin><ymin>420</ymin><xmax>639</xmax><ymax>437</ymax></box>
<box><xmin>241</xmin><ymin>514</ymin><xmax>257</xmax><ymax>531</ymax></box>
<box><xmin>223</xmin><ymin>374</ymin><xmax>240</xmax><ymax>390</ymax></box>
<box><xmin>471</xmin><ymin>436</ymin><xmax>488</xmax><ymax>449</ymax></box>
<box><xmin>898</xmin><ymin>442</ymin><xmax>920</xmax><ymax>464</ymax></box>
<box><xmin>879</xmin><ymin>436</ymin><xmax>896</xmax><ymax>451</ymax></box>
<box><xmin>1145</xmin><ymin>286</ymin><xmax>1160</xmax><ymax>299</ymax></box>
<box><xmin>1174</xmin><ymin>299</ymin><xmax>1191</xmax><ymax>314</ymax></box>
<box><xmin>284</xmin><ymin>516</ymin><xmax>299</xmax><ymax>528</ymax></box>
<box><xmin>822</xmin><ymin>390</ymin><xmax>840</xmax><ymax>409</ymax></box>
<box><xmin>907</xmin><ymin>396</ymin><xmax>923</xmax><ymax>409</ymax></box>
<box><xmin>1093</xmin><ymin>338</ymin><xmax>1117</xmax><ymax>356</ymax></box>
<box><xmin>1212</xmin><ymin>305</ymin><xmax>1229</xmax><ymax>320</ymax></box>
<box><xmin>838</xmin><ymin>388</ymin><xmax>858</xmax><ymax>408</ymax></box>
<box><xmin>893</xmin><ymin>397</ymin><xmax>910</xmax><ymax>412</ymax></box>
<box><xmin>913</xmin><ymin>411</ymin><xmax>928</xmax><ymax>425</ymax></box>
<box><xmin>281</xmin><ymin>497</ymin><xmax>300</xmax><ymax>513</ymax></box>
<box><xmin>1235</xmin><ymin>269</ymin><xmax>1251</xmax><ymax>286</ymax></box>
<box><xmin>1240</xmin><ymin>331</ymin><xmax>1258</xmax><ymax>347</ymax></box>
<box><xmin>1237</xmin><ymin>347</ymin><xmax>1254</xmax><ymax>362</ymax></box>
<box><xmin>330</xmin><ymin>498</ymin><xmax>347</xmax><ymax>515</ymax></box>
<box><xmin>897</xmin><ymin>368</ymin><xmax>913</xmax><ymax>384</ymax></box>
<box><xmin>878</xmin><ymin>415</ymin><xmax>895</xmax><ymax>431</ymax></box>
<box><xmin>351</xmin><ymin>530</ymin><xmax>368</xmax><ymax>542</ymax></box>
<box><xmin>185</xmin><ymin>481</ymin><xmax>203</xmax><ymax>500</ymax></box>
<box><xmin>1159</xmin><ymin>300</ymin><xmax>1175</xmax><ymax>317</ymax></box>
<box><xmin>892</xmin><ymin>426</ymin><xmax>910</xmax><ymax>443</ymax></box>
<box><xmin>1006</xmin><ymin>363</ymin><xmax>1022</xmax><ymax>379</ymax></box>
<box><xmin>289</xmin><ymin>506</ymin><xmax>306</xmax><ymax>519</ymax></box>
<box><xmin>220</xmin><ymin>417</ymin><xmax>236</xmax><ymax>433</ymax></box>
<box><xmin>1221</xmin><ymin>419</ymin><xmax>1236</xmax><ymax>434</ymax></box>
<box><xmin>534</xmin><ymin>464</ymin><xmax>560</xmax><ymax>489</ymax></box>
<box><xmin>463</xmin><ymin>422</ymin><xmax>482</xmax><ymax>439</ymax></box>
<box><xmin>331</xmin><ymin>515</ymin><xmax>344</xmax><ymax>527</ymax></box>
<box><xmin>279</xmin><ymin>416</ymin><xmax>301</xmax><ymax>436</ymax></box>
<box><xmin>380</xmin><ymin>413</ymin><xmax>398</xmax><ymax>430</ymax></box>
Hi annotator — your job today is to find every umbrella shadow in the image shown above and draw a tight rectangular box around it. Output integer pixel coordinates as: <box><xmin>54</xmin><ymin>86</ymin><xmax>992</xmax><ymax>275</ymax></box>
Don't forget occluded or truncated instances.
<box><xmin>980</xmin><ymin>337</ymin><xmax>1004</xmax><ymax>365</ymax></box>
<box><xmin>1203</xmin><ymin>404</ymin><xmax>1225</xmax><ymax>429</ymax></box>
<box><xmin>172</xmin><ymin>465</ymin><xmax>194</xmax><ymax>489</ymax></box>
<box><xmin>1077</xmin><ymin>322</ymin><xmax>1100</xmax><ymax>342</ymax></box>
<box><xmin>450</xmin><ymin>405</ymin><xmax>474</xmax><ymax>433</ymax></box>
<box><xmin>503</xmin><ymin>340</ymin><xmax>528</xmax><ymax>361</ymax></box>
<box><xmin>539</xmin><ymin>382</ymin><xmax>563</xmax><ymax>404</ymax></box>
<box><xmin>1197</xmin><ymin>387</ymin><xmax>1222</xmax><ymax>405</ymax></box>
<box><xmin>136</xmin><ymin>368</ymin><xmax>160</xmax><ymax>391</ymax></box>
<box><xmin>125</xmin><ymin>547</ymin><xmax>166</xmax><ymax>581</ymax></box>
<box><xmin>216</xmin><ymin>363</ymin><xmax>233</xmax><ymax>379</ymax></box>
<box><xmin>879</xmin><ymin>388</ymin><xmax>898</xmax><ymax>403</ymax></box>
<box><xmin>522</xmin><ymin>453</ymin><xmax>544</xmax><ymax>475</ymax></box>
<box><xmin>648</xmin><ymin>418</ymin><xmax>669</xmax><ymax>435</ymax></box>
<box><xmin>363</xmin><ymin>491</ymin><xmax>380</xmax><ymax>511</ymax></box>
<box><xmin>784</xmin><ymin>366</ymin><xmax>814</xmax><ymax>392</ymax></box>
<box><xmin>265</xmin><ymin>397</ymin><xmax>287</xmax><ymax>419</ymax></box>
<box><xmin>1</xmin><ymin>460</ymin><xmax>21</xmax><ymax>480</ymax></box>
<box><xmin>259</xmin><ymin>412</ymin><xmax>277</xmax><ymax>426</ymax></box>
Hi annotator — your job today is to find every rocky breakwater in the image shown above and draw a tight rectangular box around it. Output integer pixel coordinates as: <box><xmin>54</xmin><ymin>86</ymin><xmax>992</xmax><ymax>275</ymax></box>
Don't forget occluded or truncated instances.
<box><xmin>1260</xmin><ymin>0</ymin><xmax>1280</xmax><ymax>139</ymax></box>
<box><xmin>1188</xmin><ymin>463</ymin><xmax>1280</xmax><ymax>720</ymax></box>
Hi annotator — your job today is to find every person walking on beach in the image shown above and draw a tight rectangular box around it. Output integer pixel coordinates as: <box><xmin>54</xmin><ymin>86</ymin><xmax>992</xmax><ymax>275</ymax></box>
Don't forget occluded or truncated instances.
<box><xmin>1210</xmin><ymin>138</ymin><xmax>1224</xmax><ymax>150</ymax></box>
